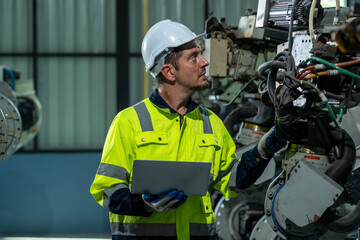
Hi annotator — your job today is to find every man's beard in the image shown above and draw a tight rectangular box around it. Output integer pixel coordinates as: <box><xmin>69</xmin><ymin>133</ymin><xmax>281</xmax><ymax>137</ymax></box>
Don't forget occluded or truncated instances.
<box><xmin>193</xmin><ymin>80</ymin><xmax>210</xmax><ymax>91</ymax></box>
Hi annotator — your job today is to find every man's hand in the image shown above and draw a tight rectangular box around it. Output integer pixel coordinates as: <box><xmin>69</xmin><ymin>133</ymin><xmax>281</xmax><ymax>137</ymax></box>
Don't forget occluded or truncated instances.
<box><xmin>142</xmin><ymin>190</ymin><xmax>187</xmax><ymax>213</ymax></box>
<box><xmin>258</xmin><ymin>127</ymin><xmax>287</xmax><ymax>159</ymax></box>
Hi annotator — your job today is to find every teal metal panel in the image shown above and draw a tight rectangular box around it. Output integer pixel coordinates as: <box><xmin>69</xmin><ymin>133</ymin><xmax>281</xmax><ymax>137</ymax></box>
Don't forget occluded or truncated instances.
<box><xmin>0</xmin><ymin>152</ymin><xmax>110</xmax><ymax>236</ymax></box>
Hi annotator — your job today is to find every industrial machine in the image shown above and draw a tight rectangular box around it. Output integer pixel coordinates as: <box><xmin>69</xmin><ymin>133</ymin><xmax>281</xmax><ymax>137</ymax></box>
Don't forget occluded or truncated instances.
<box><xmin>200</xmin><ymin>10</ymin><xmax>284</xmax><ymax>240</ymax></box>
<box><xmin>199</xmin><ymin>0</ymin><xmax>360</xmax><ymax>239</ymax></box>
<box><xmin>0</xmin><ymin>66</ymin><xmax>42</xmax><ymax>161</ymax></box>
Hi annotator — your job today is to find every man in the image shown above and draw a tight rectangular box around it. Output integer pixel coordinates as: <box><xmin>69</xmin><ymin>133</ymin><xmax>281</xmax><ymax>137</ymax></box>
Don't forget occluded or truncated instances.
<box><xmin>90</xmin><ymin>20</ymin><xmax>285</xmax><ymax>240</ymax></box>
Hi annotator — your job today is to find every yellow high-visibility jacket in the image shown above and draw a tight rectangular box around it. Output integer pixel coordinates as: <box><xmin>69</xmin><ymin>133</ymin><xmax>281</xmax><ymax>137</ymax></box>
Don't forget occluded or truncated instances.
<box><xmin>90</xmin><ymin>95</ymin><xmax>241</xmax><ymax>239</ymax></box>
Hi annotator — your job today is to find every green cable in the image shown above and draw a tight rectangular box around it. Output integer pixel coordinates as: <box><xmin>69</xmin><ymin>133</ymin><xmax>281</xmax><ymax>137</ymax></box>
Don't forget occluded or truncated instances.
<box><xmin>303</xmin><ymin>57</ymin><xmax>360</xmax><ymax>80</ymax></box>
<box><xmin>301</xmin><ymin>81</ymin><xmax>341</xmax><ymax>128</ymax></box>
<box><xmin>325</xmin><ymin>102</ymin><xmax>341</xmax><ymax>128</ymax></box>
<box><xmin>338</xmin><ymin>108</ymin><xmax>343</xmax><ymax>125</ymax></box>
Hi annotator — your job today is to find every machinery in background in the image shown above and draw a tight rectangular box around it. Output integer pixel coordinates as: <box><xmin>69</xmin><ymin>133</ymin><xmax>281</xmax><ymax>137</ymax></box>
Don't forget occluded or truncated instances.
<box><xmin>197</xmin><ymin>0</ymin><xmax>360</xmax><ymax>239</ymax></box>
<box><xmin>0</xmin><ymin>66</ymin><xmax>42</xmax><ymax>162</ymax></box>
<box><xmin>251</xmin><ymin>0</ymin><xmax>360</xmax><ymax>238</ymax></box>
<box><xmin>199</xmin><ymin>10</ymin><xmax>284</xmax><ymax>240</ymax></box>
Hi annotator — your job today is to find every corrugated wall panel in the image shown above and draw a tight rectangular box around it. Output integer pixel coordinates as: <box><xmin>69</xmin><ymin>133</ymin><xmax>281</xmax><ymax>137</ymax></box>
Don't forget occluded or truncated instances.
<box><xmin>129</xmin><ymin>0</ymin><xmax>206</xmax><ymax>54</ymax></box>
<box><xmin>208</xmin><ymin>0</ymin><xmax>258</xmax><ymax>26</ymax></box>
<box><xmin>37</xmin><ymin>0</ymin><xmax>116</xmax><ymax>53</ymax></box>
<box><xmin>1</xmin><ymin>0</ymin><xmax>117</xmax><ymax>151</ymax></box>
<box><xmin>0</xmin><ymin>0</ymin><xmax>33</xmax><ymax>52</ymax></box>
<box><xmin>129</xmin><ymin>57</ymin><xmax>146</xmax><ymax>105</ymax></box>
<box><xmin>37</xmin><ymin>57</ymin><xmax>116</xmax><ymax>150</ymax></box>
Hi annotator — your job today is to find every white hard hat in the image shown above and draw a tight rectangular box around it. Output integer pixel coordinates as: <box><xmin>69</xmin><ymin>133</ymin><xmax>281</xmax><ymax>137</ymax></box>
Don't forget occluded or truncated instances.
<box><xmin>141</xmin><ymin>19</ymin><xmax>205</xmax><ymax>78</ymax></box>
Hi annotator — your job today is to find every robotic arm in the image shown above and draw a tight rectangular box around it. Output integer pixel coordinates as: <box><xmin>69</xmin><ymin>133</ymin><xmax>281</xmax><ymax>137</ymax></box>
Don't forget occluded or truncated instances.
<box><xmin>197</xmin><ymin>1</ymin><xmax>360</xmax><ymax>239</ymax></box>
<box><xmin>0</xmin><ymin>66</ymin><xmax>42</xmax><ymax>161</ymax></box>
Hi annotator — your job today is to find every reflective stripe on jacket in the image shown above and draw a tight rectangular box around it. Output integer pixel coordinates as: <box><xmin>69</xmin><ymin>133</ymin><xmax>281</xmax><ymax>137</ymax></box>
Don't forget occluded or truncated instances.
<box><xmin>90</xmin><ymin>98</ymin><xmax>239</xmax><ymax>239</ymax></box>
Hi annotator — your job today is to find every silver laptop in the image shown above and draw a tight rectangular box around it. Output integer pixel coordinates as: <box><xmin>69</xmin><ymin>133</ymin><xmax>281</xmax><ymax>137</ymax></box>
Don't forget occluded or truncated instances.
<box><xmin>130</xmin><ymin>159</ymin><xmax>211</xmax><ymax>196</ymax></box>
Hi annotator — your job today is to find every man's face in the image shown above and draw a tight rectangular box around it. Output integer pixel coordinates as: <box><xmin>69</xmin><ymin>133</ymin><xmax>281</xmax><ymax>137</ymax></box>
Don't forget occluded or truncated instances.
<box><xmin>174</xmin><ymin>41</ymin><xmax>209</xmax><ymax>91</ymax></box>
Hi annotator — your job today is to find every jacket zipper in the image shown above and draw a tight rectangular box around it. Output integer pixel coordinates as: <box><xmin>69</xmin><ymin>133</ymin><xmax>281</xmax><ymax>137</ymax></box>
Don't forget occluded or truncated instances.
<box><xmin>179</xmin><ymin>115</ymin><xmax>184</xmax><ymax>129</ymax></box>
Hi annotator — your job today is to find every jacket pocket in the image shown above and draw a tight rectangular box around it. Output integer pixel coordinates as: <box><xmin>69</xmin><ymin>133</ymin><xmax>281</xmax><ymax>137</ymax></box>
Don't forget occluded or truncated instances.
<box><xmin>197</xmin><ymin>133</ymin><xmax>220</xmax><ymax>172</ymax></box>
<box><xmin>135</xmin><ymin>131</ymin><xmax>169</xmax><ymax>158</ymax></box>
<box><xmin>200</xmin><ymin>194</ymin><xmax>213</xmax><ymax>213</ymax></box>
<box><xmin>135</xmin><ymin>131</ymin><xmax>168</xmax><ymax>146</ymax></box>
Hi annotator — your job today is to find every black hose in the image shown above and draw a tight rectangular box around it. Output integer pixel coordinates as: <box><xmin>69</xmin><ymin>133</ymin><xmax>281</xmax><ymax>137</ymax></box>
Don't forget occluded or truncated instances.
<box><xmin>223</xmin><ymin>104</ymin><xmax>258</xmax><ymax>136</ymax></box>
<box><xmin>274</xmin><ymin>51</ymin><xmax>296</xmax><ymax>71</ymax></box>
<box><xmin>326</xmin><ymin>201</ymin><xmax>360</xmax><ymax>233</ymax></box>
<box><xmin>324</xmin><ymin>128</ymin><xmax>359</xmax><ymax>232</ymax></box>
<box><xmin>258</xmin><ymin>52</ymin><xmax>296</xmax><ymax>103</ymax></box>
<box><xmin>325</xmin><ymin>128</ymin><xmax>355</xmax><ymax>183</ymax></box>
<box><xmin>258</xmin><ymin>61</ymin><xmax>286</xmax><ymax>77</ymax></box>
<box><xmin>257</xmin><ymin>60</ymin><xmax>285</xmax><ymax>104</ymax></box>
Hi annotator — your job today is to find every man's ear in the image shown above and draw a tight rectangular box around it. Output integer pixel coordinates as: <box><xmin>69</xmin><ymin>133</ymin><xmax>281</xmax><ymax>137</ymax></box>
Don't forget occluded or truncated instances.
<box><xmin>160</xmin><ymin>64</ymin><xmax>176</xmax><ymax>82</ymax></box>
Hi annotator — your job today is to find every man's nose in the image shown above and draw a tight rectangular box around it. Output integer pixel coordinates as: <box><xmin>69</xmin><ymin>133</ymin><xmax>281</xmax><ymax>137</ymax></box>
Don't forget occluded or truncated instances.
<box><xmin>199</xmin><ymin>54</ymin><xmax>209</xmax><ymax>67</ymax></box>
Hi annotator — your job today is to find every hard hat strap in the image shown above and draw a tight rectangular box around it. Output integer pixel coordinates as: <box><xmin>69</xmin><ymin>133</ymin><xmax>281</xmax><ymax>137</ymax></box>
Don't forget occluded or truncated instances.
<box><xmin>149</xmin><ymin>48</ymin><xmax>174</xmax><ymax>78</ymax></box>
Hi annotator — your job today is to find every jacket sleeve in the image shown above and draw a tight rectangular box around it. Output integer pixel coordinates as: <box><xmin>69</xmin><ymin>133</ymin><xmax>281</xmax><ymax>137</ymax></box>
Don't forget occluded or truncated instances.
<box><xmin>108</xmin><ymin>188</ymin><xmax>151</xmax><ymax>216</ymax></box>
<box><xmin>211</xmin><ymin>117</ymin><xmax>239</xmax><ymax>198</ymax></box>
<box><xmin>235</xmin><ymin>144</ymin><xmax>271</xmax><ymax>189</ymax></box>
<box><xmin>90</xmin><ymin>111</ymin><xmax>150</xmax><ymax>217</ymax></box>
<box><xmin>211</xmin><ymin>115</ymin><xmax>271</xmax><ymax>197</ymax></box>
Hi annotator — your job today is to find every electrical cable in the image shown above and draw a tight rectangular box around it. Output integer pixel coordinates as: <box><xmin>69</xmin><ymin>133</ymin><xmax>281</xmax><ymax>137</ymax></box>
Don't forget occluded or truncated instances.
<box><xmin>324</xmin><ymin>92</ymin><xmax>345</xmax><ymax>101</ymax></box>
<box><xmin>300</xmin><ymin>80</ymin><xmax>341</xmax><ymax>128</ymax></box>
<box><xmin>274</xmin><ymin>51</ymin><xmax>295</xmax><ymax>71</ymax></box>
<box><xmin>214</xmin><ymin>78</ymin><xmax>256</xmax><ymax>107</ymax></box>
<box><xmin>309</xmin><ymin>0</ymin><xmax>318</xmax><ymax>42</ymax></box>
<box><xmin>338</xmin><ymin>108</ymin><xmax>343</xmax><ymax>125</ymax></box>
<box><xmin>304</xmin><ymin>71</ymin><xmax>331</xmax><ymax>79</ymax></box>
<box><xmin>297</xmin><ymin>58</ymin><xmax>360</xmax><ymax>78</ymax></box>
<box><xmin>288</xmin><ymin>0</ymin><xmax>301</xmax><ymax>54</ymax></box>
<box><xmin>258</xmin><ymin>79</ymin><xmax>268</xmax><ymax>95</ymax></box>
<box><xmin>302</xmin><ymin>57</ymin><xmax>360</xmax><ymax>80</ymax></box>
<box><xmin>258</xmin><ymin>53</ymin><xmax>294</xmax><ymax>104</ymax></box>
<box><xmin>283</xmin><ymin>71</ymin><xmax>342</xmax><ymax>128</ymax></box>
<box><xmin>298</xmin><ymin>70</ymin><xmax>314</xmax><ymax>80</ymax></box>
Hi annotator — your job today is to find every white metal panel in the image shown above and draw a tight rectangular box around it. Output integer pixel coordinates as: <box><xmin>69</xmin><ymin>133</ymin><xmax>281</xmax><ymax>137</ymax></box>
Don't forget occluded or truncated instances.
<box><xmin>37</xmin><ymin>57</ymin><xmax>116</xmax><ymax>150</ymax></box>
<box><xmin>37</xmin><ymin>0</ymin><xmax>116</xmax><ymax>53</ymax></box>
<box><xmin>276</xmin><ymin>160</ymin><xmax>343</xmax><ymax>227</ymax></box>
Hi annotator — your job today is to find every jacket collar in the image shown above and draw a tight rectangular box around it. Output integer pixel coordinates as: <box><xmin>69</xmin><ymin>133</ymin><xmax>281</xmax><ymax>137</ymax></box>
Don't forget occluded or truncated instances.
<box><xmin>149</xmin><ymin>89</ymin><xmax>200</xmax><ymax>114</ymax></box>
